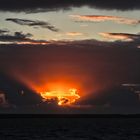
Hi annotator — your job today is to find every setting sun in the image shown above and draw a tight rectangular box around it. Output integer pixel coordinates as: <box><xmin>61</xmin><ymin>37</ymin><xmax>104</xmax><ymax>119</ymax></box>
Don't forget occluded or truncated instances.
<box><xmin>40</xmin><ymin>88</ymin><xmax>80</xmax><ymax>106</ymax></box>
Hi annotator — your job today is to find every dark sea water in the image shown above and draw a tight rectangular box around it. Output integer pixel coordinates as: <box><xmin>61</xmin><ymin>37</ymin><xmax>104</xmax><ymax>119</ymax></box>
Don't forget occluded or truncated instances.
<box><xmin>0</xmin><ymin>118</ymin><xmax>140</xmax><ymax>140</ymax></box>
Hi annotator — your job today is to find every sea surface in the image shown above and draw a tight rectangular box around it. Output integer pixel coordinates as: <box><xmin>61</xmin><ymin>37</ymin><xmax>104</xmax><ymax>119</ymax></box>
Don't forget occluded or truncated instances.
<box><xmin>0</xmin><ymin>117</ymin><xmax>140</xmax><ymax>140</ymax></box>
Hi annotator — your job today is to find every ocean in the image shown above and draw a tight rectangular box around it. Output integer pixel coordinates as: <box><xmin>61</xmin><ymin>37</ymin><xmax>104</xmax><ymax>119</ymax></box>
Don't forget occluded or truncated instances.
<box><xmin>0</xmin><ymin>117</ymin><xmax>140</xmax><ymax>140</ymax></box>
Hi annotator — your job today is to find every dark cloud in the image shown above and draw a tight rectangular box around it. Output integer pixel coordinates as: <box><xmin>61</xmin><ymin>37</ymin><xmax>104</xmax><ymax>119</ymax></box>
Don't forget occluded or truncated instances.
<box><xmin>0</xmin><ymin>31</ymin><xmax>33</xmax><ymax>42</ymax></box>
<box><xmin>0</xmin><ymin>0</ymin><xmax>140</xmax><ymax>12</ymax></box>
<box><xmin>58</xmin><ymin>37</ymin><xmax>140</xmax><ymax>49</ymax></box>
<box><xmin>107</xmin><ymin>86</ymin><xmax>139</xmax><ymax>107</ymax></box>
<box><xmin>1</xmin><ymin>33</ymin><xmax>140</xmax><ymax>47</ymax></box>
<box><xmin>75</xmin><ymin>86</ymin><xmax>140</xmax><ymax>113</ymax></box>
<box><xmin>0</xmin><ymin>72</ymin><xmax>42</xmax><ymax>106</ymax></box>
<box><xmin>0</xmin><ymin>29</ymin><xmax>9</xmax><ymax>34</ymax></box>
<box><xmin>0</xmin><ymin>31</ymin><xmax>50</xmax><ymax>44</ymax></box>
<box><xmin>106</xmin><ymin>86</ymin><xmax>140</xmax><ymax>113</ymax></box>
<box><xmin>6</xmin><ymin>18</ymin><xmax>59</xmax><ymax>32</ymax></box>
<box><xmin>99</xmin><ymin>32</ymin><xmax>140</xmax><ymax>41</ymax></box>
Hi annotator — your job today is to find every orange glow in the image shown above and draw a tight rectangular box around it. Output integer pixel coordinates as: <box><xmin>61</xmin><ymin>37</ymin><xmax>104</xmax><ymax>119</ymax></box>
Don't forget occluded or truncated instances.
<box><xmin>16</xmin><ymin>41</ymin><xmax>50</xmax><ymax>45</ymax></box>
<box><xmin>40</xmin><ymin>88</ymin><xmax>80</xmax><ymax>106</ymax></box>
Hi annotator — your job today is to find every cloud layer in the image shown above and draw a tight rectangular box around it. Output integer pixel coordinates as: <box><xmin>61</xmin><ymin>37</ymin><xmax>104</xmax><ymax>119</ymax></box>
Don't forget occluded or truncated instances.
<box><xmin>71</xmin><ymin>15</ymin><xmax>140</xmax><ymax>25</ymax></box>
<box><xmin>0</xmin><ymin>30</ymin><xmax>140</xmax><ymax>48</ymax></box>
<box><xmin>0</xmin><ymin>0</ymin><xmax>140</xmax><ymax>12</ymax></box>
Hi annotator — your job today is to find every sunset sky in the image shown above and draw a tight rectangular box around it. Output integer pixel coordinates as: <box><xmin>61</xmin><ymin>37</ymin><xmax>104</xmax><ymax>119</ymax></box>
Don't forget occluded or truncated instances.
<box><xmin>0</xmin><ymin>0</ymin><xmax>140</xmax><ymax>114</ymax></box>
<box><xmin>0</xmin><ymin>6</ymin><xmax>140</xmax><ymax>41</ymax></box>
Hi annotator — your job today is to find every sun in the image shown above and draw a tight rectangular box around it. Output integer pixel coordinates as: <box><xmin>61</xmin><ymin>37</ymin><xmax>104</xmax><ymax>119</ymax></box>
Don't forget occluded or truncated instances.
<box><xmin>40</xmin><ymin>88</ymin><xmax>80</xmax><ymax>106</ymax></box>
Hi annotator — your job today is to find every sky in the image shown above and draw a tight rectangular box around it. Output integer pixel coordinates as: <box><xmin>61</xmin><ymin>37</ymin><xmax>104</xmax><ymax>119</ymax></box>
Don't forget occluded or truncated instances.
<box><xmin>0</xmin><ymin>0</ymin><xmax>140</xmax><ymax>114</ymax></box>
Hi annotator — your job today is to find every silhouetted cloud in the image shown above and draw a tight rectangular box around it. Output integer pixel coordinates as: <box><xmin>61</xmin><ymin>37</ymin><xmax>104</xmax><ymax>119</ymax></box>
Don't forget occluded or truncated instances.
<box><xmin>106</xmin><ymin>86</ymin><xmax>140</xmax><ymax>113</ymax></box>
<box><xmin>107</xmin><ymin>87</ymin><xmax>139</xmax><ymax>106</ymax></box>
<box><xmin>0</xmin><ymin>31</ymin><xmax>140</xmax><ymax>48</ymax></box>
<box><xmin>99</xmin><ymin>32</ymin><xmax>140</xmax><ymax>41</ymax></box>
<box><xmin>76</xmin><ymin>86</ymin><xmax>140</xmax><ymax>109</ymax></box>
<box><xmin>122</xmin><ymin>83</ymin><xmax>140</xmax><ymax>95</ymax></box>
<box><xmin>0</xmin><ymin>29</ymin><xmax>9</xmax><ymax>34</ymax></box>
<box><xmin>0</xmin><ymin>72</ymin><xmax>42</xmax><ymax>106</ymax></box>
<box><xmin>0</xmin><ymin>0</ymin><xmax>140</xmax><ymax>12</ymax></box>
<box><xmin>6</xmin><ymin>18</ymin><xmax>59</xmax><ymax>32</ymax></box>
<box><xmin>1</xmin><ymin>33</ymin><xmax>140</xmax><ymax>48</ymax></box>
<box><xmin>71</xmin><ymin>15</ymin><xmax>140</xmax><ymax>25</ymax></box>
<box><xmin>0</xmin><ymin>31</ymin><xmax>50</xmax><ymax>44</ymax></box>
<box><xmin>53</xmin><ymin>37</ymin><xmax>140</xmax><ymax>49</ymax></box>
<box><xmin>0</xmin><ymin>32</ymin><xmax>33</xmax><ymax>42</ymax></box>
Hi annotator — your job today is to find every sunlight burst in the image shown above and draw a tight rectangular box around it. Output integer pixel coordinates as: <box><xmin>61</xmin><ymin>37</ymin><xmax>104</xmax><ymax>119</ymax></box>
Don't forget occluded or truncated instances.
<box><xmin>40</xmin><ymin>88</ymin><xmax>80</xmax><ymax>106</ymax></box>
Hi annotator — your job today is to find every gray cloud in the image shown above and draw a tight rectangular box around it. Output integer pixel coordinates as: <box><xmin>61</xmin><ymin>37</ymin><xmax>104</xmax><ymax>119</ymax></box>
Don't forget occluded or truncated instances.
<box><xmin>0</xmin><ymin>72</ymin><xmax>42</xmax><ymax>107</ymax></box>
<box><xmin>0</xmin><ymin>32</ymin><xmax>32</xmax><ymax>42</ymax></box>
<box><xmin>6</xmin><ymin>18</ymin><xmax>59</xmax><ymax>32</ymax></box>
<box><xmin>0</xmin><ymin>31</ymin><xmax>50</xmax><ymax>45</ymax></box>
<box><xmin>0</xmin><ymin>29</ymin><xmax>9</xmax><ymax>34</ymax></box>
<box><xmin>0</xmin><ymin>0</ymin><xmax>140</xmax><ymax>12</ymax></box>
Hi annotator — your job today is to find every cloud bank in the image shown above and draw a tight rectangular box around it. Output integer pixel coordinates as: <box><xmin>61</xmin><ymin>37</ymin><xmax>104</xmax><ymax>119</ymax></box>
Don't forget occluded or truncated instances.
<box><xmin>0</xmin><ymin>31</ymin><xmax>49</xmax><ymax>44</ymax></box>
<box><xmin>0</xmin><ymin>0</ymin><xmax>140</xmax><ymax>12</ymax></box>
<box><xmin>0</xmin><ymin>31</ymin><xmax>140</xmax><ymax>48</ymax></box>
<box><xmin>0</xmin><ymin>31</ymin><xmax>32</xmax><ymax>42</ymax></box>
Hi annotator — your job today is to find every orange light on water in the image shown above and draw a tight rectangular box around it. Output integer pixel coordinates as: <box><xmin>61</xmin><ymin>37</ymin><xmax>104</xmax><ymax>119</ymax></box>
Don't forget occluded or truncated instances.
<box><xmin>40</xmin><ymin>88</ymin><xmax>80</xmax><ymax>106</ymax></box>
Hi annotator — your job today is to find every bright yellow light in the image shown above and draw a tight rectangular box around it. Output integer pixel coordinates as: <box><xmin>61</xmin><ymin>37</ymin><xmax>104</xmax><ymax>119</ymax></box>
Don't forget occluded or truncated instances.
<box><xmin>40</xmin><ymin>88</ymin><xmax>80</xmax><ymax>106</ymax></box>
